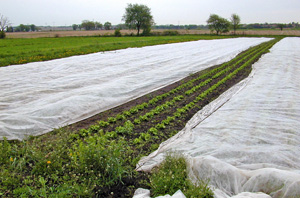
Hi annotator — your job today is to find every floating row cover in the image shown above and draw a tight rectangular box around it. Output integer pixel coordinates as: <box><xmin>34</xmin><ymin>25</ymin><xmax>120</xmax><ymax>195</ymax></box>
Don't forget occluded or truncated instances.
<box><xmin>0</xmin><ymin>38</ymin><xmax>271</xmax><ymax>140</ymax></box>
<box><xmin>137</xmin><ymin>37</ymin><xmax>300</xmax><ymax>198</ymax></box>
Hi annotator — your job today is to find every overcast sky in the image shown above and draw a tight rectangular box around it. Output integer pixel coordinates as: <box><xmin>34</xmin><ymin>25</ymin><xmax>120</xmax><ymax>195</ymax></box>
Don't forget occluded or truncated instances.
<box><xmin>1</xmin><ymin>0</ymin><xmax>300</xmax><ymax>26</ymax></box>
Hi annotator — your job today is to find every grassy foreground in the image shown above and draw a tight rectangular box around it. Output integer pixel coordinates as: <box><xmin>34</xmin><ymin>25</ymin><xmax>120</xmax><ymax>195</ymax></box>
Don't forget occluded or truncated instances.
<box><xmin>0</xmin><ymin>35</ymin><xmax>238</xmax><ymax>67</ymax></box>
<box><xmin>0</xmin><ymin>38</ymin><xmax>280</xmax><ymax>197</ymax></box>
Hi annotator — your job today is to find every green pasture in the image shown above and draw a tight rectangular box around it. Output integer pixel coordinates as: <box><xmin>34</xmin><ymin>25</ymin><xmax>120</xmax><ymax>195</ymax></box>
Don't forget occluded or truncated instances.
<box><xmin>0</xmin><ymin>35</ymin><xmax>236</xmax><ymax>67</ymax></box>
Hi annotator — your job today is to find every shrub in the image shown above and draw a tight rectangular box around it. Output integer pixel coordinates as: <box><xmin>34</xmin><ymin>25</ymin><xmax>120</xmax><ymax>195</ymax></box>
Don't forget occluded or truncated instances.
<box><xmin>141</xmin><ymin>26</ymin><xmax>152</xmax><ymax>36</ymax></box>
<box><xmin>162</xmin><ymin>30</ymin><xmax>179</xmax><ymax>36</ymax></box>
<box><xmin>150</xmin><ymin>153</ymin><xmax>213</xmax><ymax>198</ymax></box>
<box><xmin>0</xmin><ymin>31</ymin><xmax>6</xmax><ymax>39</ymax></box>
<box><xmin>70</xmin><ymin>136</ymin><xmax>130</xmax><ymax>189</ymax></box>
<box><xmin>114</xmin><ymin>29</ymin><xmax>122</xmax><ymax>37</ymax></box>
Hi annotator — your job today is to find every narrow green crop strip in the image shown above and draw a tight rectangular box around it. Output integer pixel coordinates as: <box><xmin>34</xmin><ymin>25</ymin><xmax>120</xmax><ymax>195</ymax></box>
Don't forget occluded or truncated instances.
<box><xmin>0</xmin><ymin>35</ymin><xmax>236</xmax><ymax>67</ymax></box>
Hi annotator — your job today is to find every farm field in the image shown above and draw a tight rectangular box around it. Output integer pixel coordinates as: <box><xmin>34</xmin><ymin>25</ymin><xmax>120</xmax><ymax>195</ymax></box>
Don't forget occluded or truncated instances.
<box><xmin>6</xmin><ymin>29</ymin><xmax>300</xmax><ymax>39</ymax></box>
<box><xmin>0</xmin><ymin>35</ymin><xmax>238</xmax><ymax>67</ymax></box>
<box><xmin>0</xmin><ymin>37</ymin><xmax>271</xmax><ymax>140</ymax></box>
<box><xmin>0</xmin><ymin>38</ymin><xmax>283</xmax><ymax>197</ymax></box>
<box><xmin>138</xmin><ymin>37</ymin><xmax>300</xmax><ymax>198</ymax></box>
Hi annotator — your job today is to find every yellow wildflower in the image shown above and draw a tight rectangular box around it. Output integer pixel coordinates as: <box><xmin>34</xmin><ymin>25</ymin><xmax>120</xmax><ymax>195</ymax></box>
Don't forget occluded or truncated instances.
<box><xmin>10</xmin><ymin>157</ymin><xmax>14</xmax><ymax>162</ymax></box>
<box><xmin>47</xmin><ymin>161</ymin><xmax>51</xmax><ymax>164</ymax></box>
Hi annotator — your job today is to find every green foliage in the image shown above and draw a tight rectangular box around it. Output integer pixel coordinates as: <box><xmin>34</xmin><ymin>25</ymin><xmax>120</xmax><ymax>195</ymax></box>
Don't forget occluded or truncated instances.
<box><xmin>0</xmin><ymin>35</ymin><xmax>235</xmax><ymax>67</ymax></box>
<box><xmin>150</xmin><ymin>153</ymin><xmax>213</xmax><ymax>197</ymax></box>
<box><xmin>231</xmin><ymin>14</ymin><xmax>241</xmax><ymax>34</ymax></box>
<box><xmin>207</xmin><ymin>14</ymin><xmax>231</xmax><ymax>35</ymax></box>
<box><xmin>72</xmin><ymin>24</ymin><xmax>79</xmax><ymax>31</ymax></box>
<box><xmin>81</xmin><ymin>20</ymin><xmax>102</xmax><ymax>30</ymax></box>
<box><xmin>114</xmin><ymin>29</ymin><xmax>122</xmax><ymax>37</ymax></box>
<box><xmin>71</xmin><ymin>136</ymin><xmax>129</xmax><ymax>188</ymax></box>
<box><xmin>142</xmin><ymin>26</ymin><xmax>152</xmax><ymax>36</ymax></box>
<box><xmin>0</xmin><ymin>31</ymin><xmax>5</xmax><ymax>39</ymax></box>
<box><xmin>108</xmin><ymin>116</ymin><xmax>117</xmax><ymax>123</ymax></box>
<box><xmin>122</xmin><ymin>3</ymin><xmax>154</xmax><ymax>36</ymax></box>
<box><xmin>98</xmin><ymin>120</ymin><xmax>109</xmax><ymax>127</ymax></box>
<box><xmin>162</xmin><ymin>30</ymin><xmax>179</xmax><ymax>36</ymax></box>
<box><xmin>115</xmin><ymin>120</ymin><xmax>134</xmax><ymax>134</ymax></box>
<box><xmin>104</xmin><ymin>22</ymin><xmax>112</xmax><ymax>30</ymax></box>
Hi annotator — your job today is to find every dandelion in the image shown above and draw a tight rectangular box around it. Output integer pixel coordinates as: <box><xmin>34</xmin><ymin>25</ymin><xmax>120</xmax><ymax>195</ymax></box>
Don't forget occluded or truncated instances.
<box><xmin>47</xmin><ymin>161</ymin><xmax>51</xmax><ymax>164</ymax></box>
<box><xmin>10</xmin><ymin>157</ymin><xmax>14</xmax><ymax>162</ymax></box>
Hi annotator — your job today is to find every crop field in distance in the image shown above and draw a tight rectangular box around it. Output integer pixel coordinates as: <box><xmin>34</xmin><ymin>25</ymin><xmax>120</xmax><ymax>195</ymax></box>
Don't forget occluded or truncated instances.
<box><xmin>0</xmin><ymin>35</ymin><xmax>244</xmax><ymax>67</ymax></box>
<box><xmin>5</xmin><ymin>29</ymin><xmax>300</xmax><ymax>39</ymax></box>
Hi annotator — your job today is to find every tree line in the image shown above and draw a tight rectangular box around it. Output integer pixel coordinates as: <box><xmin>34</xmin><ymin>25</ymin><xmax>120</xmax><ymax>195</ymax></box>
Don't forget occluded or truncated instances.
<box><xmin>72</xmin><ymin>21</ymin><xmax>112</xmax><ymax>31</ymax></box>
<box><xmin>1</xmin><ymin>4</ymin><xmax>300</xmax><ymax>39</ymax></box>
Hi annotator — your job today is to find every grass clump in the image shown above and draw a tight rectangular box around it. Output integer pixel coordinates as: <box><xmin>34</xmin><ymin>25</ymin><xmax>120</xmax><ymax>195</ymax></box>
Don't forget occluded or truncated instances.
<box><xmin>0</xmin><ymin>130</ymin><xmax>134</xmax><ymax>197</ymax></box>
<box><xmin>149</xmin><ymin>153</ymin><xmax>214</xmax><ymax>198</ymax></box>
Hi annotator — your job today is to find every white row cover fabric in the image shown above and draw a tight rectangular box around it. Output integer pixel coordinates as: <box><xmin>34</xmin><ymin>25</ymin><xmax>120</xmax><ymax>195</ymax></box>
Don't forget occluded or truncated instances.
<box><xmin>0</xmin><ymin>38</ymin><xmax>271</xmax><ymax>140</ymax></box>
<box><xmin>133</xmin><ymin>188</ymin><xmax>186</xmax><ymax>198</ymax></box>
<box><xmin>133</xmin><ymin>188</ymin><xmax>271</xmax><ymax>198</ymax></box>
<box><xmin>137</xmin><ymin>37</ymin><xmax>300</xmax><ymax>198</ymax></box>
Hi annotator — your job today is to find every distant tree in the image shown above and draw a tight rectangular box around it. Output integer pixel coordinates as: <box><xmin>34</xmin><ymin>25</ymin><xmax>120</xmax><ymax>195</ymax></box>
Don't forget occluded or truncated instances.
<box><xmin>72</xmin><ymin>24</ymin><xmax>78</xmax><ymax>30</ymax></box>
<box><xmin>122</xmin><ymin>3</ymin><xmax>154</xmax><ymax>36</ymax></box>
<box><xmin>207</xmin><ymin>14</ymin><xmax>230</xmax><ymax>35</ymax></box>
<box><xmin>30</xmin><ymin>24</ymin><xmax>36</xmax><ymax>32</ymax></box>
<box><xmin>230</xmin><ymin>14</ymin><xmax>241</xmax><ymax>35</ymax></box>
<box><xmin>277</xmin><ymin>23</ymin><xmax>285</xmax><ymax>31</ymax></box>
<box><xmin>104</xmin><ymin>22</ymin><xmax>112</xmax><ymax>30</ymax></box>
<box><xmin>78</xmin><ymin>24</ymin><xmax>82</xmax><ymax>30</ymax></box>
<box><xmin>16</xmin><ymin>24</ymin><xmax>30</xmax><ymax>32</ymax></box>
<box><xmin>116</xmin><ymin>24</ymin><xmax>127</xmax><ymax>30</ymax></box>
<box><xmin>95</xmin><ymin>22</ymin><xmax>103</xmax><ymax>30</ymax></box>
<box><xmin>81</xmin><ymin>20</ymin><xmax>95</xmax><ymax>30</ymax></box>
<box><xmin>0</xmin><ymin>13</ymin><xmax>10</xmax><ymax>38</ymax></box>
<box><xmin>7</xmin><ymin>26</ymin><xmax>13</xmax><ymax>32</ymax></box>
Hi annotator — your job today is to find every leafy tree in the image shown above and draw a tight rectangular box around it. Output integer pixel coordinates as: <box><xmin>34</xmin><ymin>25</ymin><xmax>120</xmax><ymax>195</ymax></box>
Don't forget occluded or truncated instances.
<box><xmin>207</xmin><ymin>14</ymin><xmax>230</xmax><ymax>35</ymax></box>
<box><xmin>6</xmin><ymin>26</ymin><xmax>13</xmax><ymax>32</ymax></box>
<box><xmin>277</xmin><ymin>23</ymin><xmax>285</xmax><ymax>31</ymax></box>
<box><xmin>116</xmin><ymin>24</ymin><xmax>127</xmax><ymax>30</ymax></box>
<box><xmin>15</xmin><ymin>24</ymin><xmax>30</xmax><ymax>32</ymax></box>
<box><xmin>122</xmin><ymin>3</ymin><xmax>154</xmax><ymax>36</ymax></box>
<box><xmin>81</xmin><ymin>20</ymin><xmax>95</xmax><ymax>30</ymax></box>
<box><xmin>230</xmin><ymin>14</ymin><xmax>241</xmax><ymax>35</ymax></box>
<box><xmin>72</xmin><ymin>24</ymin><xmax>78</xmax><ymax>30</ymax></box>
<box><xmin>95</xmin><ymin>22</ymin><xmax>103</xmax><ymax>30</ymax></box>
<box><xmin>104</xmin><ymin>22</ymin><xmax>112</xmax><ymax>30</ymax></box>
<box><xmin>30</xmin><ymin>24</ymin><xmax>36</xmax><ymax>32</ymax></box>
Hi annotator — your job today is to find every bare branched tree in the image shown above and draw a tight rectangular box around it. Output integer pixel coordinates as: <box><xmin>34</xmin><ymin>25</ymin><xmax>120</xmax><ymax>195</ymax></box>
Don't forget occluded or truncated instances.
<box><xmin>0</xmin><ymin>13</ymin><xmax>10</xmax><ymax>31</ymax></box>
